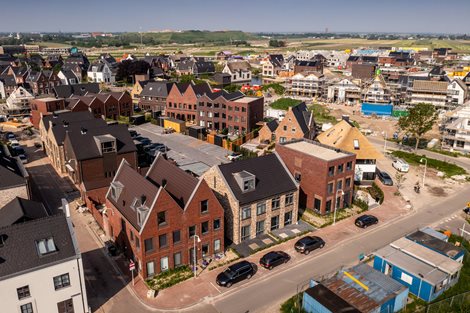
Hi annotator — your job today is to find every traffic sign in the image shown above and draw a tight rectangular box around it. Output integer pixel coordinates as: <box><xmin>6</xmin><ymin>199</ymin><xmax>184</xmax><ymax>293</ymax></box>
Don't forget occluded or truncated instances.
<box><xmin>129</xmin><ymin>260</ymin><xmax>135</xmax><ymax>271</ymax></box>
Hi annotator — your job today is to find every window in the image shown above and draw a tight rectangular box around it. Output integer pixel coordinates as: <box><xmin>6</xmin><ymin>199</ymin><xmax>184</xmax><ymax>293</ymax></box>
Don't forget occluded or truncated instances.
<box><xmin>283</xmin><ymin>125</ymin><xmax>287</xmax><ymax>131</ymax></box>
<box><xmin>188</xmin><ymin>225</ymin><xmax>196</xmax><ymax>238</ymax></box>
<box><xmin>345</xmin><ymin>177</ymin><xmax>351</xmax><ymax>188</ymax></box>
<box><xmin>256</xmin><ymin>220</ymin><xmax>265</xmax><ymax>236</ymax></box>
<box><xmin>328</xmin><ymin>166</ymin><xmax>335</xmax><ymax>176</ymax></box>
<box><xmin>144</xmin><ymin>238</ymin><xmax>154</xmax><ymax>253</ymax></box>
<box><xmin>346</xmin><ymin>161</ymin><xmax>353</xmax><ymax>171</ymax></box>
<box><xmin>214</xmin><ymin>239</ymin><xmax>221</xmax><ymax>252</ymax></box>
<box><xmin>241</xmin><ymin>207</ymin><xmax>251</xmax><ymax>220</ymax></box>
<box><xmin>136</xmin><ymin>238</ymin><xmax>140</xmax><ymax>250</ymax></box>
<box><xmin>17</xmin><ymin>286</ymin><xmax>30</xmax><ymax>300</ymax></box>
<box><xmin>327</xmin><ymin>183</ymin><xmax>334</xmax><ymax>195</ymax></box>
<box><xmin>146</xmin><ymin>261</ymin><xmax>155</xmax><ymax>277</ymax></box>
<box><xmin>174</xmin><ymin>252</ymin><xmax>182</xmax><ymax>267</ymax></box>
<box><xmin>243</xmin><ymin>179</ymin><xmax>255</xmax><ymax>192</ymax></box>
<box><xmin>157</xmin><ymin>211</ymin><xmax>166</xmax><ymax>227</ymax></box>
<box><xmin>337</xmin><ymin>180</ymin><xmax>343</xmax><ymax>190</ymax></box>
<box><xmin>271</xmin><ymin>197</ymin><xmax>281</xmax><ymax>210</ymax></box>
<box><xmin>53</xmin><ymin>273</ymin><xmax>70</xmax><ymax>290</ymax></box>
<box><xmin>256</xmin><ymin>202</ymin><xmax>266</xmax><ymax>215</ymax></box>
<box><xmin>57</xmin><ymin>298</ymin><xmax>74</xmax><ymax>313</ymax></box>
<box><xmin>314</xmin><ymin>198</ymin><xmax>322</xmax><ymax>212</ymax></box>
<box><xmin>271</xmin><ymin>216</ymin><xmax>280</xmax><ymax>231</ymax></box>
<box><xmin>294</xmin><ymin>172</ymin><xmax>301</xmax><ymax>182</ymax></box>
<box><xmin>20</xmin><ymin>303</ymin><xmax>33</xmax><ymax>313</ymax></box>
<box><xmin>241</xmin><ymin>225</ymin><xmax>251</xmax><ymax>241</ymax></box>
<box><xmin>36</xmin><ymin>237</ymin><xmax>56</xmax><ymax>255</ymax></box>
<box><xmin>160</xmin><ymin>257</ymin><xmax>169</xmax><ymax>272</ymax></box>
<box><xmin>201</xmin><ymin>221</ymin><xmax>209</xmax><ymax>234</ymax></box>
<box><xmin>159</xmin><ymin>234</ymin><xmax>167</xmax><ymax>248</ymax></box>
<box><xmin>325</xmin><ymin>200</ymin><xmax>332</xmax><ymax>213</ymax></box>
<box><xmin>200</xmin><ymin>200</ymin><xmax>209</xmax><ymax>214</ymax></box>
<box><xmin>173</xmin><ymin>230</ymin><xmax>181</xmax><ymax>244</ymax></box>
<box><xmin>284</xmin><ymin>211</ymin><xmax>293</xmax><ymax>226</ymax></box>
<box><xmin>130</xmin><ymin>231</ymin><xmax>134</xmax><ymax>242</ymax></box>
<box><xmin>202</xmin><ymin>244</ymin><xmax>209</xmax><ymax>257</ymax></box>
<box><xmin>337</xmin><ymin>164</ymin><xmax>344</xmax><ymax>173</ymax></box>
<box><xmin>213</xmin><ymin>219</ymin><xmax>221</xmax><ymax>230</ymax></box>
<box><xmin>285</xmin><ymin>193</ymin><xmax>294</xmax><ymax>206</ymax></box>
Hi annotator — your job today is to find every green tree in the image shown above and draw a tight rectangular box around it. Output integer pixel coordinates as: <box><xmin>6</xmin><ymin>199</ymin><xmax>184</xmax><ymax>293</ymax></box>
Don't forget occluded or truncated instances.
<box><xmin>398</xmin><ymin>103</ymin><xmax>438</xmax><ymax>150</ymax></box>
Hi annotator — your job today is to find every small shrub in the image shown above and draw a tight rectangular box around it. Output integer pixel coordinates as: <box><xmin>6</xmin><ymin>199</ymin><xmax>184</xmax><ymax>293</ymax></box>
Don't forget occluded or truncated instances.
<box><xmin>367</xmin><ymin>182</ymin><xmax>384</xmax><ymax>204</ymax></box>
<box><xmin>353</xmin><ymin>197</ymin><xmax>369</xmax><ymax>212</ymax></box>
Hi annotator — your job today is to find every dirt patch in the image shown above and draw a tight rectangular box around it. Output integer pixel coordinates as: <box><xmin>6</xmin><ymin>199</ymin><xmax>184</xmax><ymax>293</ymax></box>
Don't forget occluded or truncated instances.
<box><xmin>427</xmin><ymin>186</ymin><xmax>448</xmax><ymax>197</ymax></box>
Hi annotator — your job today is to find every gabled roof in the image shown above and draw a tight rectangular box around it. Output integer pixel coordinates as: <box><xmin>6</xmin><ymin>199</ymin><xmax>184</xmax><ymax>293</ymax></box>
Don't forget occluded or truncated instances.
<box><xmin>146</xmin><ymin>155</ymin><xmax>198</xmax><ymax>208</ymax></box>
<box><xmin>226</xmin><ymin>61</ymin><xmax>251</xmax><ymax>72</ymax></box>
<box><xmin>0</xmin><ymin>214</ymin><xmax>78</xmax><ymax>280</ymax></box>
<box><xmin>316</xmin><ymin>119</ymin><xmax>383</xmax><ymax>160</ymax></box>
<box><xmin>60</xmin><ymin>69</ymin><xmax>78</xmax><ymax>81</ymax></box>
<box><xmin>194</xmin><ymin>60</ymin><xmax>215</xmax><ymax>73</ymax></box>
<box><xmin>265</xmin><ymin>119</ymin><xmax>279</xmax><ymax>132</ymax></box>
<box><xmin>0</xmin><ymin>74</ymin><xmax>16</xmax><ymax>86</ymax></box>
<box><xmin>26</xmin><ymin>71</ymin><xmax>43</xmax><ymax>83</ymax></box>
<box><xmin>54</xmin><ymin>83</ymin><xmax>100</xmax><ymax>98</ymax></box>
<box><xmin>291</xmin><ymin>102</ymin><xmax>314</xmax><ymax>135</ymax></box>
<box><xmin>217</xmin><ymin>153</ymin><xmax>297</xmax><ymax>205</ymax></box>
<box><xmin>140</xmin><ymin>81</ymin><xmax>174</xmax><ymax>97</ymax></box>
<box><xmin>269</xmin><ymin>54</ymin><xmax>284</xmax><ymax>67</ymax></box>
<box><xmin>0</xmin><ymin>145</ymin><xmax>28</xmax><ymax>190</ymax></box>
<box><xmin>0</xmin><ymin>197</ymin><xmax>49</xmax><ymax>227</ymax></box>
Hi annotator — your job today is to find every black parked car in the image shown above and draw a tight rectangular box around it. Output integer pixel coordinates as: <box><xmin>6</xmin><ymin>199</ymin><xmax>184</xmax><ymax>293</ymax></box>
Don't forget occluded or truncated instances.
<box><xmin>129</xmin><ymin>129</ymin><xmax>139</xmax><ymax>138</ymax></box>
<box><xmin>355</xmin><ymin>215</ymin><xmax>378</xmax><ymax>228</ymax></box>
<box><xmin>464</xmin><ymin>207</ymin><xmax>470</xmax><ymax>215</ymax></box>
<box><xmin>376</xmin><ymin>169</ymin><xmax>393</xmax><ymax>186</ymax></box>
<box><xmin>136</xmin><ymin>137</ymin><xmax>151</xmax><ymax>145</ymax></box>
<box><xmin>294</xmin><ymin>236</ymin><xmax>325</xmax><ymax>255</ymax></box>
<box><xmin>216</xmin><ymin>260</ymin><xmax>254</xmax><ymax>288</ymax></box>
<box><xmin>259</xmin><ymin>251</ymin><xmax>290</xmax><ymax>270</ymax></box>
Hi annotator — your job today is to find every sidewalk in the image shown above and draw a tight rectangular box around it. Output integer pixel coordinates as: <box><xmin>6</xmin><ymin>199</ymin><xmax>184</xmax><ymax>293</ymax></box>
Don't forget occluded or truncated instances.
<box><xmin>81</xmin><ymin>184</ymin><xmax>413</xmax><ymax>311</ymax></box>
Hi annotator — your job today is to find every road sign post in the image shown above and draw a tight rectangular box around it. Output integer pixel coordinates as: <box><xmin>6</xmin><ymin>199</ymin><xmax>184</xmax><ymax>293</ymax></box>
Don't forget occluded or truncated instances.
<box><xmin>129</xmin><ymin>260</ymin><xmax>136</xmax><ymax>285</ymax></box>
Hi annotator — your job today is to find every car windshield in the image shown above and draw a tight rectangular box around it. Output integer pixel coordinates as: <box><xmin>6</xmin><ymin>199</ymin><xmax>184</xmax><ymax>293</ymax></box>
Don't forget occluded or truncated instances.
<box><xmin>224</xmin><ymin>268</ymin><xmax>236</xmax><ymax>278</ymax></box>
<box><xmin>382</xmin><ymin>172</ymin><xmax>390</xmax><ymax>178</ymax></box>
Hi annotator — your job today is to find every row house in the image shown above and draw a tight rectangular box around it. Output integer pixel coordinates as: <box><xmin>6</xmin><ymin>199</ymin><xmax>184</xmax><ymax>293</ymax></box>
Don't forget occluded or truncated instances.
<box><xmin>262</xmin><ymin>54</ymin><xmax>284</xmax><ymax>77</ymax></box>
<box><xmin>346</xmin><ymin>55</ymin><xmax>378</xmax><ymax>69</ymax></box>
<box><xmin>317</xmin><ymin>118</ymin><xmax>383</xmax><ymax>183</ymax></box>
<box><xmin>31</xmin><ymin>97</ymin><xmax>66</xmax><ymax>128</ymax></box>
<box><xmin>87</xmin><ymin>62</ymin><xmax>116</xmax><ymax>84</ymax></box>
<box><xmin>288</xmin><ymin>72</ymin><xmax>325</xmax><ymax>98</ymax></box>
<box><xmin>105</xmin><ymin>155</ymin><xmax>225</xmax><ymax>278</ymax></box>
<box><xmin>0</xmin><ymin>75</ymin><xmax>17</xmax><ymax>98</ymax></box>
<box><xmin>409</xmin><ymin>80</ymin><xmax>457</xmax><ymax>110</ymax></box>
<box><xmin>203</xmin><ymin>153</ymin><xmax>298</xmax><ymax>245</ymax></box>
<box><xmin>58</xmin><ymin>69</ymin><xmax>81</xmax><ymax>85</ymax></box>
<box><xmin>63</xmin><ymin>53</ymin><xmax>90</xmax><ymax>79</ymax></box>
<box><xmin>198</xmin><ymin>91</ymin><xmax>263</xmax><ymax>134</ymax></box>
<box><xmin>362</xmin><ymin>75</ymin><xmax>393</xmax><ymax>104</ymax></box>
<box><xmin>276</xmin><ymin>139</ymin><xmax>356</xmax><ymax>215</ymax></box>
<box><xmin>293</xmin><ymin>60</ymin><xmax>323</xmax><ymax>75</ymax></box>
<box><xmin>5</xmin><ymin>67</ymin><xmax>29</xmax><ymax>84</ymax></box>
<box><xmin>176</xmin><ymin>59</ymin><xmax>215</xmax><ymax>77</ymax></box>
<box><xmin>222</xmin><ymin>61</ymin><xmax>252</xmax><ymax>83</ymax></box>
<box><xmin>275</xmin><ymin>102</ymin><xmax>316</xmax><ymax>143</ymax></box>
<box><xmin>351</xmin><ymin>63</ymin><xmax>376</xmax><ymax>80</ymax></box>
<box><xmin>64</xmin><ymin>123</ymin><xmax>137</xmax><ymax>227</ymax></box>
<box><xmin>442</xmin><ymin>106</ymin><xmax>470</xmax><ymax>153</ymax></box>
<box><xmin>0</xmin><ymin>144</ymin><xmax>31</xmax><ymax>208</ymax></box>
<box><xmin>53</xmin><ymin>83</ymin><xmax>100</xmax><ymax>98</ymax></box>
<box><xmin>138</xmin><ymin>81</ymin><xmax>174</xmax><ymax>115</ymax></box>
<box><xmin>26</xmin><ymin>70</ymin><xmax>62</xmax><ymax>96</ymax></box>
<box><xmin>326</xmin><ymin>79</ymin><xmax>361</xmax><ymax>105</ymax></box>
<box><xmin>67</xmin><ymin>91</ymin><xmax>133</xmax><ymax>119</ymax></box>
<box><xmin>166</xmin><ymin>82</ymin><xmax>212</xmax><ymax>123</ymax></box>
<box><xmin>4</xmin><ymin>86</ymin><xmax>34</xmax><ymax>115</ymax></box>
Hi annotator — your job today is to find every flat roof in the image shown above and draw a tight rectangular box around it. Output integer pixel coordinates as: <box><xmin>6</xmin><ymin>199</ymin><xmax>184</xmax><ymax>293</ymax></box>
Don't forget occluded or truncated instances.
<box><xmin>407</xmin><ymin>230</ymin><xmax>463</xmax><ymax>259</ymax></box>
<box><xmin>375</xmin><ymin>245</ymin><xmax>450</xmax><ymax>285</ymax></box>
<box><xmin>233</xmin><ymin>96</ymin><xmax>259</xmax><ymax>103</ymax></box>
<box><xmin>391</xmin><ymin>237</ymin><xmax>462</xmax><ymax>274</ymax></box>
<box><xmin>35</xmin><ymin>97</ymin><xmax>60</xmax><ymax>102</ymax></box>
<box><xmin>304</xmin><ymin>284</ymin><xmax>361</xmax><ymax>313</ymax></box>
<box><xmin>284</xmin><ymin>140</ymin><xmax>351</xmax><ymax>161</ymax></box>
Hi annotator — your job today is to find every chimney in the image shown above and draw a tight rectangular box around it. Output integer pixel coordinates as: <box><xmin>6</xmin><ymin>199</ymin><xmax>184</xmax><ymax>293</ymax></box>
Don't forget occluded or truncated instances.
<box><xmin>342</xmin><ymin>115</ymin><xmax>350</xmax><ymax>122</ymax></box>
<box><xmin>80</xmin><ymin>127</ymin><xmax>87</xmax><ymax>134</ymax></box>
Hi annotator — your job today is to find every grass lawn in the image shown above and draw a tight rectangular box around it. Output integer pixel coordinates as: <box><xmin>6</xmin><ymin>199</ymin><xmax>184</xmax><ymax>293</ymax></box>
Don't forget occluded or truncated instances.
<box><xmin>309</xmin><ymin>103</ymin><xmax>338</xmax><ymax>124</ymax></box>
<box><xmin>270</xmin><ymin>97</ymin><xmax>302</xmax><ymax>110</ymax></box>
<box><xmin>391</xmin><ymin>151</ymin><xmax>467</xmax><ymax>177</ymax></box>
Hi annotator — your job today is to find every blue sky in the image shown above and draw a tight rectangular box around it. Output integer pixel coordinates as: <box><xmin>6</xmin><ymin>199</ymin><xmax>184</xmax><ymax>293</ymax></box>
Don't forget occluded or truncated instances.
<box><xmin>1</xmin><ymin>0</ymin><xmax>469</xmax><ymax>34</ymax></box>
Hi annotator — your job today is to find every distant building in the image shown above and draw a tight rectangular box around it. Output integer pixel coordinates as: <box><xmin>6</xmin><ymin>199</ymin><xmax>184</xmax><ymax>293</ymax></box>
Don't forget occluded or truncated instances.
<box><xmin>222</xmin><ymin>61</ymin><xmax>252</xmax><ymax>83</ymax></box>
<box><xmin>327</xmin><ymin>79</ymin><xmax>361</xmax><ymax>105</ymax></box>
<box><xmin>442</xmin><ymin>106</ymin><xmax>470</xmax><ymax>153</ymax></box>
<box><xmin>5</xmin><ymin>86</ymin><xmax>34</xmax><ymax>115</ymax></box>
<box><xmin>138</xmin><ymin>81</ymin><xmax>174</xmax><ymax>115</ymax></box>
<box><xmin>288</xmin><ymin>72</ymin><xmax>325</xmax><ymax>98</ymax></box>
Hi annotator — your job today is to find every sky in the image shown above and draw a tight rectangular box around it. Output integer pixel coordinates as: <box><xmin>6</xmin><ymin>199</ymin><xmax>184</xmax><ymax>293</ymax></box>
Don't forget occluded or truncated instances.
<box><xmin>1</xmin><ymin>0</ymin><xmax>469</xmax><ymax>34</ymax></box>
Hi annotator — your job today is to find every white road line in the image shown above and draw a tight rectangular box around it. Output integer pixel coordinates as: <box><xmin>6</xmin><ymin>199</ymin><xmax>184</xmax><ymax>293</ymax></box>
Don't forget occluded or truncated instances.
<box><xmin>209</xmin><ymin>282</ymin><xmax>222</xmax><ymax>294</ymax></box>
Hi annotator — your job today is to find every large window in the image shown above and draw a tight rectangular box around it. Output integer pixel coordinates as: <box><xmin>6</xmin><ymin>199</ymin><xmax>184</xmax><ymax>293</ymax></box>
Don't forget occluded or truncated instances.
<box><xmin>271</xmin><ymin>197</ymin><xmax>280</xmax><ymax>210</ymax></box>
<box><xmin>256</xmin><ymin>220</ymin><xmax>265</xmax><ymax>236</ymax></box>
<box><xmin>160</xmin><ymin>257</ymin><xmax>169</xmax><ymax>272</ymax></box>
<box><xmin>241</xmin><ymin>207</ymin><xmax>251</xmax><ymax>220</ymax></box>
<box><xmin>256</xmin><ymin>202</ymin><xmax>266</xmax><ymax>215</ymax></box>
<box><xmin>144</xmin><ymin>238</ymin><xmax>154</xmax><ymax>253</ymax></box>
<box><xmin>214</xmin><ymin>239</ymin><xmax>221</xmax><ymax>253</ymax></box>
<box><xmin>314</xmin><ymin>198</ymin><xmax>322</xmax><ymax>212</ymax></box>
<box><xmin>173</xmin><ymin>230</ymin><xmax>181</xmax><ymax>244</ymax></box>
<box><xmin>285</xmin><ymin>193</ymin><xmax>294</xmax><ymax>206</ymax></box>
<box><xmin>325</xmin><ymin>200</ymin><xmax>332</xmax><ymax>213</ymax></box>
<box><xmin>346</xmin><ymin>161</ymin><xmax>353</xmax><ymax>171</ymax></box>
<box><xmin>157</xmin><ymin>211</ymin><xmax>166</xmax><ymax>227</ymax></box>
<box><xmin>159</xmin><ymin>234</ymin><xmax>167</xmax><ymax>248</ymax></box>
<box><xmin>188</xmin><ymin>225</ymin><xmax>196</xmax><ymax>238</ymax></box>
<box><xmin>21</xmin><ymin>303</ymin><xmax>33</xmax><ymax>313</ymax></box>
<box><xmin>345</xmin><ymin>177</ymin><xmax>351</xmax><ymax>188</ymax></box>
<box><xmin>337</xmin><ymin>164</ymin><xmax>344</xmax><ymax>173</ymax></box>
<box><xmin>201</xmin><ymin>221</ymin><xmax>209</xmax><ymax>234</ymax></box>
<box><xmin>53</xmin><ymin>273</ymin><xmax>70</xmax><ymax>290</ymax></box>
<box><xmin>328</xmin><ymin>166</ymin><xmax>335</xmax><ymax>176</ymax></box>
<box><xmin>213</xmin><ymin>219</ymin><xmax>221</xmax><ymax>230</ymax></box>
<box><xmin>284</xmin><ymin>211</ymin><xmax>293</xmax><ymax>226</ymax></box>
<box><xmin>17</xmin><ymin>285</ymin><xmax>30</xmax><ymax>300</ymax></box>
<box><xmin>271</xmin><ymin>216</ymin><xmax>280</xmax><ymax>231</ymax></box>
<box><xmin>337</xmin><ymin>180</ymin><xmax>343</xmax><ymax>190</ymax></box>
<box><xmin>174</xmin><ymin>252</ymin><xmax>182</xmax><ymax>267</ymax></box>
<box><xmin>241</xmin><ymin>225</ymin><xmax>251</xmax><ymax>241</ymax></box>
<box><xmin>146</xmin><ymin>261</ymin><xmax>155</xmax><ymax>277</ymax></box>
<box><xmin>200</xmin><ymin>200</ymin><xmax>209</xmax><ymax>214</ymax></box>
<box><xmin>327</xmin><ymin>183</ymin><xmax>333</xmax><ymax>195</ymax></box>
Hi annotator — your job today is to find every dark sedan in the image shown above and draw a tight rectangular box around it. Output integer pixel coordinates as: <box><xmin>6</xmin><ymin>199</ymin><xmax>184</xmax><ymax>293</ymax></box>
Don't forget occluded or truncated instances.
<box><xmin>216</xmin><ymin>260</ymin><xmax>254</xmax><ymax>288</ymax></box>
<box><xmin>294</xmin><ymin>236</ymin><xmax>325</xmax><ymax>255</ymax></box>
<box><xmin>259</xmin><ymin>251</ymin><xmax>290</xmax><ymax>270</ymax></box>
<box><xmin>355</xmin><ymin>215</ymin><xmax>378</xmax><ymax>228</ymax></box>
<box><xmin>376</xmin><ymin>169</ymin><xmax>393</xmax><ymax>186</ymax></box>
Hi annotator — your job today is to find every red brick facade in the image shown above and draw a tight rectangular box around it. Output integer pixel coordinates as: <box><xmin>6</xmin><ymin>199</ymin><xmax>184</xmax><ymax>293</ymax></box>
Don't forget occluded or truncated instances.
<box><xmin>166</xmin><ymin>84</ymin><xmax>199</xmax><ymax>123</ymax></box>
<box><xmin>276</xmin><ymin>141</ymin><xmax>356</xmax><ymax>215</ymax></box>
<box><xmin>31</xmin><ymin>98</ymin><xmax>66</xmax><ymax>128</ymax></box>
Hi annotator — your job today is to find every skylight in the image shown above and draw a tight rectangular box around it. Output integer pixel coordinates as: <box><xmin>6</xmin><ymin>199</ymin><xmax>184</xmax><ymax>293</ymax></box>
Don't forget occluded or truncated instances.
<box><xmin>36</xmin><ymin>237</ymin><xmax>57</xmax><ymax>255</ymax></box>
<box><xmin>353</xmin><ymin>139</ymin><xmax>360</xmax><ymax>150</ymax></box>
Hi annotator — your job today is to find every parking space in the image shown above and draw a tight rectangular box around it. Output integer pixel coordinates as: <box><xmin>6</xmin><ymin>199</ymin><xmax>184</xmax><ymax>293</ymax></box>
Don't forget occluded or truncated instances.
<box><xmin>133</xmin><ymin>123</ymin><xmax>230</xmax><ymax>168</ymax></box>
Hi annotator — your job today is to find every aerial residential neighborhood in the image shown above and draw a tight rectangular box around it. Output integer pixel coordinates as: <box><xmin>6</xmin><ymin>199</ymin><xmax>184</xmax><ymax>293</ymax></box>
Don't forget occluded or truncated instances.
<box><xmin>1</xmin><ymin>2</ymin><xmax>470</xmax><ymax>313</ymax></box>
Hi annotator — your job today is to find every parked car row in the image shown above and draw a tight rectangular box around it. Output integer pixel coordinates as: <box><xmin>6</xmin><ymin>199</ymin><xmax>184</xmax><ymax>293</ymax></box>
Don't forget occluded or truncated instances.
<box><xmin>129</xmin><ymin>128</ymin><xmax>169</xmax><ymax>166</ymax></box>
<box><xmin>3</xmin><ymin>132</ymin><xmax>28</xmax><ymax>164</ymax></box>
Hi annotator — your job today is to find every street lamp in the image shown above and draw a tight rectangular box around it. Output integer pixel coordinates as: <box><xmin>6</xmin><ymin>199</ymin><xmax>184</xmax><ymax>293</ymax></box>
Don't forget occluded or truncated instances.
<box><xmin>333</xmin><ymin>189</ymin><xmax>345</xmax><ymax>225</ymax></box>
<box><xmin>420</xmin><ymin>157</ymin><xmax>427</xmax><ymax>187</ymax></box>
<box><xmin>193</xmin><ymin>235</ymin><xmax>201</xmax><ymax>278</ymax></box>
<box><xmin>383</xmin><ymin>131</ymin><xmax>388</xmax><ymax>152</ymax></box>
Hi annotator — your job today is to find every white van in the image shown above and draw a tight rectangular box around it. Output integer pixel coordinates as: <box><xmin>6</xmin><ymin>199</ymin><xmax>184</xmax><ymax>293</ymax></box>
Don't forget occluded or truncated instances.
<box><xmin>392</xmin><ymin>158</ymin><xmax>409</xmax><ymax>172</ymax></box>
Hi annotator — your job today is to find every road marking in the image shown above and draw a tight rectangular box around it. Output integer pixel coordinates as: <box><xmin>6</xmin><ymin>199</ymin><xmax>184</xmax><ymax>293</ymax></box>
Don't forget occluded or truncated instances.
<box><xmin>209</xmin><ymin>282</ymin><xmax>222</xmax><ymax>294</ymax></box>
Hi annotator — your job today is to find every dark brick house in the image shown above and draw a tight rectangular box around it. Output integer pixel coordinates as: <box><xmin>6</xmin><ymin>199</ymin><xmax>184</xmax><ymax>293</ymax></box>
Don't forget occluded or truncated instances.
<box><xmin>138</xmin><ymin>81</ymin><xmax>174</xmax><ymax>115</ymax></box>
<box><xmin>276</xmin><ymin>139</ymin><xmax>356</xmax><ymax>215</ymax></box>
<box><xmin>166</xmin><ymin>82</ymin><xmax>212</xmax><ymax>123</ymax></box>
<box><xmin>105</xmin><ymin>154</ymin><xmax>225</xmax><ymax>278</ymax></box>
<box><xmin>26</xmin><ymin>70</ymin><xmax>62</xmax><ymax>96</ymax></box>
<box><xmin>63</xmin><ymin>124</ymin><xmax>137</xmax><ymax>227</ymax></box>
<box><xmin>30</xmin><ymin>97</ymin><xmax>66</xmax><ymax>128</ymax></box>
<box><xmin>294</xmin><ymin>60</ymin><xmax>324</xmax><ymax>74</ymax></box>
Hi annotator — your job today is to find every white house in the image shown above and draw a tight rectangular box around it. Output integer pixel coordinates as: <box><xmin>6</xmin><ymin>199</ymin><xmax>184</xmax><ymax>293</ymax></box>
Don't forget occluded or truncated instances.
<box><xmin>327</xmin><ymin>79</ymin><xmax>361</xmax><ymax>105</ymax></box>
<box><xmin>222</xmin><ymin>61</ymin><xmax>252</xmax><ymax>83</ymax></box>
<box><xmin>5</xmin><ymin>86</ymin><xmax>34</xmax><ymax>114</ymax></box>
<box><xmin>0</xmin><ymin>200</ymin><xmax>89</xmax><ymax>313</ymax></box>
<box><xmin>442</xmin><ymin>106</ymin><xmax>470</xmax><ymax>153</ymax></box>
<box><xmin>58</xmin><ymin>69</ymin><xmax>81</xmax><ymax>85</ymax></box>
<box><xmin>289</xmin><ymin>72</ymin><xmax>325</xmax><ymax>98</ymax></box>
<box><xmin>447</xmin><ymin>79</ymin><xmax>468</xmax><ymax>106</ymax></box>
<box><xmin>87</xmin><ymin>62</ymin><xmax>115</xmax><ymax>83</ymax></box>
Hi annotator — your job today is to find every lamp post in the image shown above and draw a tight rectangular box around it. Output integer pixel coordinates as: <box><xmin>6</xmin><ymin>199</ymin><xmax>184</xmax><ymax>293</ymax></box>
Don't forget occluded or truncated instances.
<box><xmin>383</xmin><ymin>131</ymin><xmax>388</xmax><ymax>152</ymax></box>
<box><xmin>420</xmin><ymin>157</ymin><xmax>427</xmax><ymax>187</ymax></box>
<box><xmin>333</xmin><ymin>189</ymin><xmax>345</xmax><ymax>225</ymax></box>
<box><xmin>193</xmin><ymin>235</ymin><xmax>201</xmax><ymax>278</ymax></box>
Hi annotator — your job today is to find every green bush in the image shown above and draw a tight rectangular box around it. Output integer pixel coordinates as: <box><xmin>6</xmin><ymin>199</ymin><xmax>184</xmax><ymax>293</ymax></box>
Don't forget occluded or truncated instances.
<box><xmin>353</xmin><ymin>197</ymin><xmax>369</xmax><ymax>212</ymax></box>
<box><xmin>391</xmin><ymin>151</ymin><xmax>467</xmax><ymax>177</ymax></box>
<box><xmin>145</xmin><ymin>265</ymin><xmax>193</xmax><ymax>290</ymax></box>
<box><xmin>368</xmin><ymin>182</ymin><xmax>384</xmax><ymax>204</ymax></box>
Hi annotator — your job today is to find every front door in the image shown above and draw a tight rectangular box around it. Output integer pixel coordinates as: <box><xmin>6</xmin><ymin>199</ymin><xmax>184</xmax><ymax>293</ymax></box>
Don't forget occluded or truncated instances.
<box><xmin>57</xmin><ymin>298</ymin><xmax>74</xmax><ymax>313</ymax></box>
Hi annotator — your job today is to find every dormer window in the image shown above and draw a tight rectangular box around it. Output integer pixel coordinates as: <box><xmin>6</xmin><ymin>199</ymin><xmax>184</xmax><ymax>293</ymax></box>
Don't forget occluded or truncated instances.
<box><xmin>36</xmin><ymin>237</ymin><xmax>56</xmax><ymax>256</ymax></box>
<box><xmin>110</xmin><ymin>181</ymin><xmax>124</xmax><ymax>201</ymax></box>
<box><xmin>244</xmin><ymin>179</ymin><xmax>255</xmax><ymax>191</ymax></box>
<box><xmin>233</xmin><ymin>171</ymin><xmax>256</xmax><ymax>193</ymax></box>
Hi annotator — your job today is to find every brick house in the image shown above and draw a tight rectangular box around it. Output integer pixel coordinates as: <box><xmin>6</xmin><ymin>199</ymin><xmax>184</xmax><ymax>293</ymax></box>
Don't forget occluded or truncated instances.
<box><xmin>275</xmin><ymin>102</ymin><xmax>316</xmax><ymax>143</ymax></box>
<box><xmin>105</xmin><ymin>155</ymin><xmax>225</xmax><ymax>278</ymax></box>
<box><xmin>39</xmin><ymin>111</ymin><xmax>106</xmax><ymax>174</ymax></box>
<box><xmin>26</xmin><ymin>70</ymin><xmax>62</xmax><ymax>96</ymax></box>
<box><xmin>197</xmin><ymin>91</ymin><xmax>264</xmax><ymax>134</ymax></box>
<box><xmin>293</xmin><ymin>60</ymin><xmax>323</xmax><ymax>75</ymax></box>
<box><xmin>30</xmin><ymin>97</ymin><xmax>66</xmax><ymax>128</ymax></box>
<box><xmin>138</xmin><ymin>81</ymin><xmax>174</xmax><ymax>115</ymax></box>
<box><xmin>63</xmin><ymin>124</ymin><xmax>137</xmax><ymax>227</ymax></box>
<box><xmin>203</xmin><ymin>153</ymin><xmax>298</xmax><ymax>245</ymax></box>
<box><xmin>166</xmin><ymin>82</ymin><xmax>212</xmax><ymax>123</ymax></box>
<box><xmin>258</xmin><ymin>119</ymin><xmax>279</xmax><ymax>143</ymax></box>
<box><xmin>276</xmin><ymin>139</ymin><xmax>356</xmax><ymax>215</ymax></box>
<box><xmin>66</xmin><ymin>91</ymin><xmax>133</xmax><ymax>119</ymax></box>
